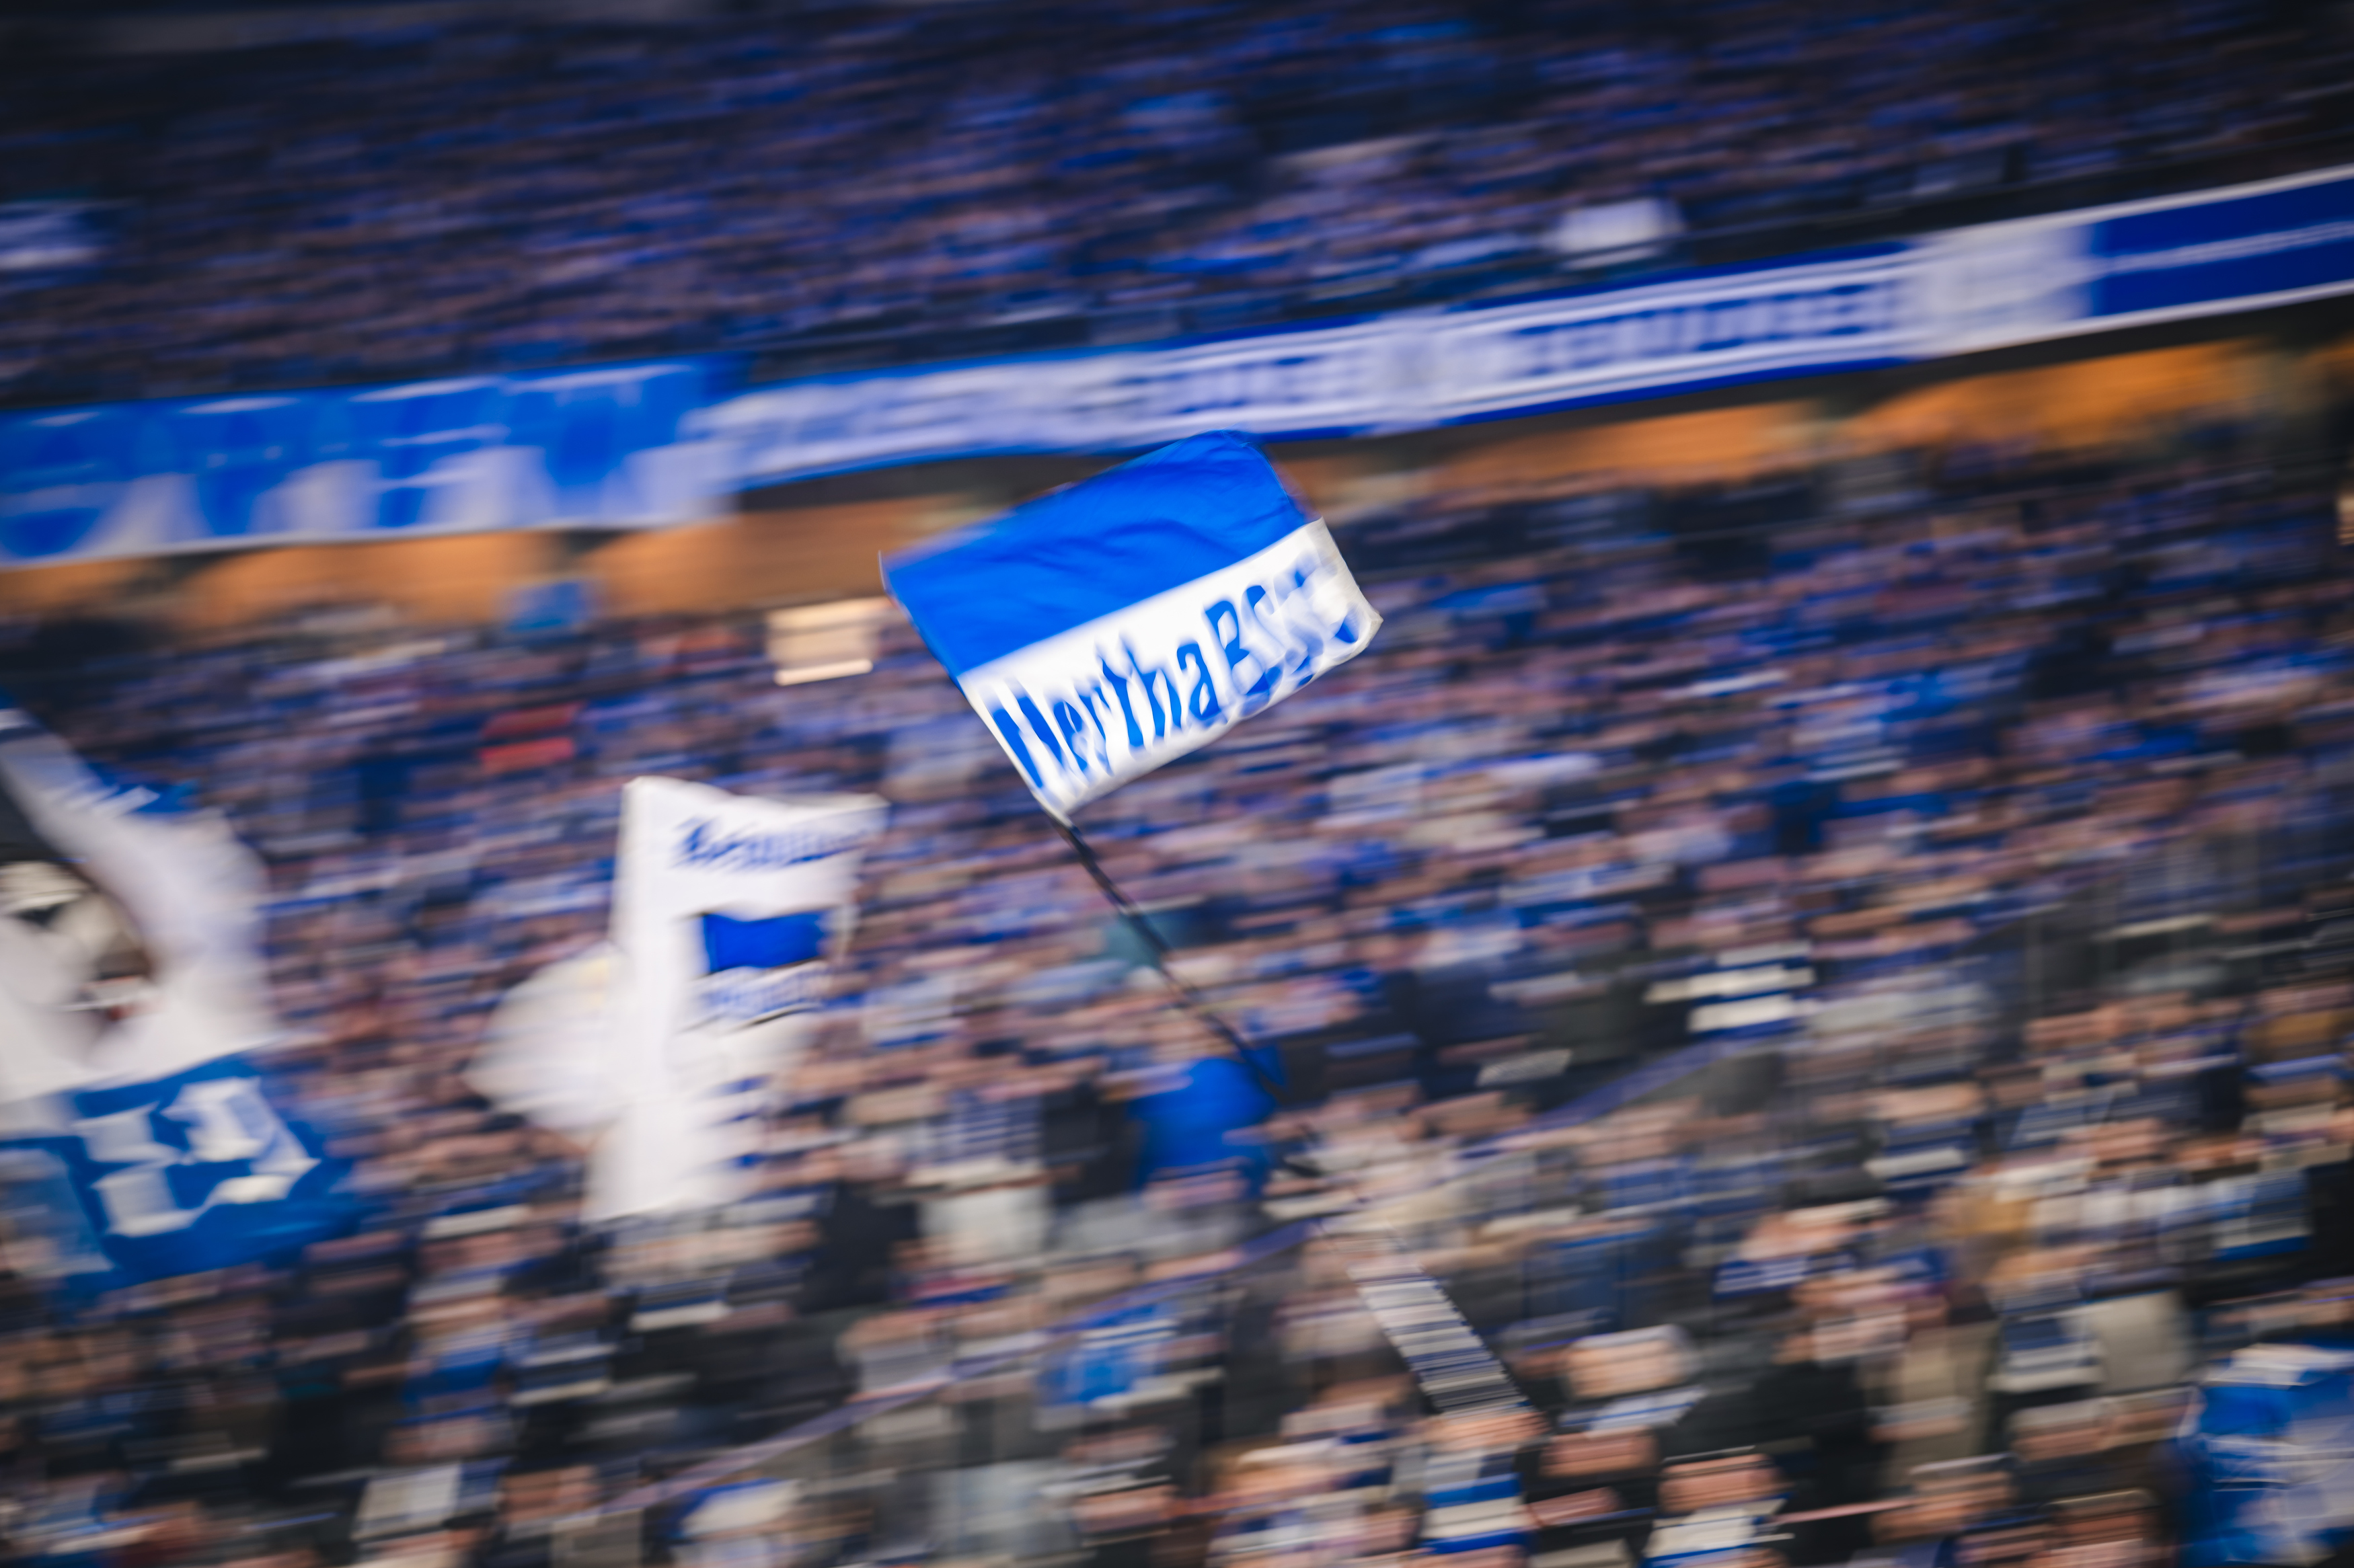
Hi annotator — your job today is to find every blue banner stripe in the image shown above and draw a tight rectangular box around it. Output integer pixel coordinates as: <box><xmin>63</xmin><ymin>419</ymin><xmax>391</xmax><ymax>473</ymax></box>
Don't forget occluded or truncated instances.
<box><xmin>882</xmin><ymin>432</ymin><xmax>1309</xmax><ymax>676</ymax></box>
<box><xmin>2094</xmin><ymin>171</ymin><xmax>2354</xmax><ymax>319</ymax></box>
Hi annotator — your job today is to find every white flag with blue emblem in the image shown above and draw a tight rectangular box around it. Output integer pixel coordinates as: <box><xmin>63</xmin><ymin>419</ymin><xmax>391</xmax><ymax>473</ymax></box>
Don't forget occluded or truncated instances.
<box><xmin>0</xmin><ymin>703</ymin><xmax>348</xmax><ymax>1284</ymax></box>
<box><xmin>884</xmin><ymin>432</ymin><xmax>1379</xmax><ymax>820</ymax></box>
<box><xmin>471</xmin><ymin>778</ymin><xmax>884</xmax><ymax>1223</ymax></box>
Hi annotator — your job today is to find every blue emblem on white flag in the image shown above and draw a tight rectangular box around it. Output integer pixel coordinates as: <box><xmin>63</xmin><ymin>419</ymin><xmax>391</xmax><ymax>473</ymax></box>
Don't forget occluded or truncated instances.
<box><xmin>884</xmin><ymin>432</ymin><xmax>1380</xmax><ymax>819</ymax></box>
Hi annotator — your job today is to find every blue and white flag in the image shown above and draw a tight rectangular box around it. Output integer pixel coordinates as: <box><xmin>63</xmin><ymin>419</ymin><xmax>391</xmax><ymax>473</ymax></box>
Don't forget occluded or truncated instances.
<box><xmin>884</xmin><ymin>432</ymin><xmax>1379</xmax><ymax>820</ymax></box>
<box><xmin>0</xmin><ymin>704</ymin><xmax>348</xmax><ymax>1284</ymax></box>
<box><xmin>471</xmin><ymin>778</ymin><xmax>884</xmax><ymax>1223</ymax></box>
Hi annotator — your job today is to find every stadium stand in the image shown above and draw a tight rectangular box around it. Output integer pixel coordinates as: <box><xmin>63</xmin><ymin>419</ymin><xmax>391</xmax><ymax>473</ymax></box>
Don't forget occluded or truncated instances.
<box><xmin>2</xmin><ymin>409</ymin><xmax>2351</xmax><ymax>1565</ymax></box>
<box><xmin>1</xmin><ymin>0</ymin><xmax>2353</xmax><ymax>401</ymax></box>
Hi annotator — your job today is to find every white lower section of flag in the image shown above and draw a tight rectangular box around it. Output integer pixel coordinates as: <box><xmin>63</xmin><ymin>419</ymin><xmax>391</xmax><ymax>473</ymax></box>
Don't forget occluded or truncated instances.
<box><xmin>471</xmin><ymin>779</ymin><xmax>885</xmax><ymax>1224</ymax></box>
<box><xmin>956</xmin><ymin>518</ymin><xmax>1378</xmax><ymax>820</ymax></box>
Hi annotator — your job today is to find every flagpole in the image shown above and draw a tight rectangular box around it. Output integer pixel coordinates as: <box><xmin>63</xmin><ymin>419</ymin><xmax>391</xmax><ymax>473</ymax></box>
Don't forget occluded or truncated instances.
<box><xmin>1049</xmin><ymin>816</ymin><xmax>1293</xmax><ymax>1107</ymax></box>
<box><xmin>1051</xmin><ymin>815</ymin><xmax>1537</xmax><ymax>1426</ymax></box>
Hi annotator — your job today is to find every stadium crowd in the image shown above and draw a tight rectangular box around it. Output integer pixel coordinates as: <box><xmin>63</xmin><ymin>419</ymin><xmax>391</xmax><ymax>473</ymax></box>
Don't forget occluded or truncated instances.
<box><xmin>0</xmin><ymin>421</ymin><xmax>2351</xmax><ymax>1568</ymax></box>
<box><xmin>3</xmin><ymin>0</ymin><xmax>2353</xmax><ymax>401</ymax></box>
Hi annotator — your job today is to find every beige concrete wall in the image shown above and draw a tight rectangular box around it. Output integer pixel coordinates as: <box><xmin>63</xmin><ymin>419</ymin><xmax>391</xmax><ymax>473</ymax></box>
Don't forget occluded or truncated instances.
<box><xmin>1433</xmin><ymin>402</ymin><xmax>1825</xmax><ymax>497</ymax></box>
<box><xmin>172</xmin><ymin>531</ymin><xmax>562</xmax><ymax>633</ymax></box>
<box><xmin>584</xmin><ymin>498</ymin><xmax>936</xmax><ymax>617</ymax></box>
<box><xmin>0</xmin><ymin>557</ymin><xmax>155</xmax><ymax>620</ymax></box>
<box><xmin>1841</xmin><ymin>341</ymin><xmax>2267</xmax><ymax>454</ymax></box>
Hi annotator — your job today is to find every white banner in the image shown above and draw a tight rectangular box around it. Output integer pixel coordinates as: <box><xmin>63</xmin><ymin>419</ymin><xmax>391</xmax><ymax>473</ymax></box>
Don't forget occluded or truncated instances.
<box><xmin>706</xmin><ymin>255</ymin><xmax>1917</xmax><ymax>487</ymax></box>
<box><xmin>471</xmin><ymin>779</ymin><xmax>884</xmax><ymax>1223</ymax></box>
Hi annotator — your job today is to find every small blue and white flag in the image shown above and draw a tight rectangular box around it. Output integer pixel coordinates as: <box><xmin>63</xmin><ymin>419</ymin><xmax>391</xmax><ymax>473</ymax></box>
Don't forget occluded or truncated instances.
<box><xmin>471</xmin><ymin>778</ymin><xmax>884</xmax><ymax>1223</ymax></box>
<box><xmin>0</xmin><ymin>703</ymin><xmax>348</xmax><ymax>1284</ymax></box>
<box><xmin>2176</xmin><ymin>1343</ymin><xmax>2354</xmax><ymax>1568</ymax></box>
<box><xmin>884</xmin><ymin>432</ymin><xmax>1379</xmax><ymax>820</ymax></box>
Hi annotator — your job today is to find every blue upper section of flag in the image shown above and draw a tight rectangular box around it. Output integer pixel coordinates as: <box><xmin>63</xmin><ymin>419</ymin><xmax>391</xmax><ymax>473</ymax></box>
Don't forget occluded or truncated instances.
<box><xmin>700</xmin><ymin>908</ymin><xmax>827</xmax><ymax>973</ymax></box>
<box><xmin>883</xmin><ymin>431</ymin><xmax>1310</xmax><ymax>677</ymax></box>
